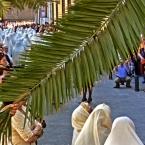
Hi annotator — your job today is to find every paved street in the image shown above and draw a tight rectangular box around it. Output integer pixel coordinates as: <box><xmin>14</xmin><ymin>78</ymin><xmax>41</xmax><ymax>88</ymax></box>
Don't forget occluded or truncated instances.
<box><xmin>39</xmin><ymin>77</ymin><xmax>145</xmax><ymax>145</ymax></box>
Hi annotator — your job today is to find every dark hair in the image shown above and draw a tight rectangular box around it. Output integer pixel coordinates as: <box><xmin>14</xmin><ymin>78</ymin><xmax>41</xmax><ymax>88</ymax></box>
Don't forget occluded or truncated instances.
<box><xmin>3</xmin><ymin>101</ymin><xmax>13</xmax><ymax>106</ymax></box>
<box><xmin>41</xmin><ymin>120</ymin><xmax>47</xmax><ymax>128</ymax></box>
<box><xmin>0</xmin><ymin>52</ymin><xmax>4</xmax><ymax>59</ymax></box>
<box><xmin>0</xmin><ymin>68</ymin><xmax>3</xmax><ymax>75</ymax></box>
<box><xmin>0</xmin><ymin>101</ymin><xmax>13</xmax><ymax>110</ymax></box>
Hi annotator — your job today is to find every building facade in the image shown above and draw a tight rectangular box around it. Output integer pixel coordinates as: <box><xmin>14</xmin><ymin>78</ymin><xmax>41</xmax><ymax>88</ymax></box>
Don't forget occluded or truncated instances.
<box><xmin>37</xmin><ymin>0</ymin><xmax>74</xmax><ymax>24</ymax></box>
<box><xmin>4</xmin><ymin>7</ymin><xmax>36</xmax><ymax>22</ymax></box>
<box><xmin>4</xmin><ymin>0</ymin><xmax>74</xmax><ymax>24</ymax></box>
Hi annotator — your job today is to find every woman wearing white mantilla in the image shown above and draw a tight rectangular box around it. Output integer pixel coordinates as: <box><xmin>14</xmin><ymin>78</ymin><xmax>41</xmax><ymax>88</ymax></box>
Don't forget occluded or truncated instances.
<box><xmin>104</xmin><ymin>116</ymin><xmax>144</xmax><ymax>145</ymax></box>
<box><xmin>71</xmin><ymin>102</ymin><xmax>92</xmax><ymax>145</ymax></box>
<box><xmin>74</xmin><ymin>103</ymin><xmax>112</xmax><ymax>145</ymax></box>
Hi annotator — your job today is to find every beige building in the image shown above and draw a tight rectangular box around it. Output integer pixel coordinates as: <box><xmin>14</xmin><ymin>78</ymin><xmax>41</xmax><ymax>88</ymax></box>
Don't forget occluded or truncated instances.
<box><xmin>37</xmin><ymin>0</ymin><xmax>74</xmax><ymax>24</ymax></box>
<box><xmin>5</xmin><ymin>7</ymin><xmax>36</xmax><ymax>21</ymax></box>
<box><xmin>4</xmin><ymin>0</ymin><xmax>74</xmax><ymax>23</ymax></box>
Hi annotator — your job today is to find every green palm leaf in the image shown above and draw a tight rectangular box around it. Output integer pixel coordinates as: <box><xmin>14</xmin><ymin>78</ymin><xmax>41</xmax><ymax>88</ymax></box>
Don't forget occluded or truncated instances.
<box><xmin>1</xmin><ymin>0</ymin><xmax>144</xmax><ymax>112</ymax></box>
<box><xmin>0</xmin><ymin>0</ymin><xmax>11</xmax><ymax>18</ymax></box>
<box><xmin>1</xmin><ymin>0</ymin><xmax>145</xmax><ymax>144</ymax></box>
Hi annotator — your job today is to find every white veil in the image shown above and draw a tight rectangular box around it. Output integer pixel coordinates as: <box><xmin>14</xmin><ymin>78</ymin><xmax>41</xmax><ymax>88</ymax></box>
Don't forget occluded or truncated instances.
<box><xmin>104</xmin><ymin>116</ymin><xmax>144</xmax><ymax>145</ymax></box>
<box><xmin>74</xmin><ymin>103</ymin><xmax>112</xmax><ymax>145</ymax></box>
<box><xmin>71</xmin><ymin>102</ymin><xmax>90</xmax><ymax>145</ymax></box>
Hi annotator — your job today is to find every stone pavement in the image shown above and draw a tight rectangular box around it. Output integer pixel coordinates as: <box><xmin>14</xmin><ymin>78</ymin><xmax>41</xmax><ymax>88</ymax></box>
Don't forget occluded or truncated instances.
<box><xmin>38</xmin><ymin>77</ymin><xmax>145</xmax><ymax>145</ymax></box>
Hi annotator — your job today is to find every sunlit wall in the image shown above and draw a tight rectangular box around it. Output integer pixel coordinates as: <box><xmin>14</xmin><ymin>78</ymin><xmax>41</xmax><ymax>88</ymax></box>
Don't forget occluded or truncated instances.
<box><xmin>37</xmin><ymin>0</ymin><xmax>75</xmax><ymax>24</ymax></box>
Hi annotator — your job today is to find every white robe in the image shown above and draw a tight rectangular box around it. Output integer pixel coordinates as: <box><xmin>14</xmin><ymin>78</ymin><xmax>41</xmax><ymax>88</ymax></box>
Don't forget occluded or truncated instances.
<box><xmin>104</xmin><ymin>116</ymin><xmax>144</xmax><ymax>145</ymax></box>
<box><xmin>12</xmin><ymin>39</ymin><xmax>25</xmax><ymax>66</ymax></box>
<box><xmin>71</xmin><ymin>102</ymin><xmax>90</xmax><ymax>145</ymax></box>
<box><xmin>74</xmin><ymin>103</ymin><xmax>112</xmax><ymax>145</ymax></box>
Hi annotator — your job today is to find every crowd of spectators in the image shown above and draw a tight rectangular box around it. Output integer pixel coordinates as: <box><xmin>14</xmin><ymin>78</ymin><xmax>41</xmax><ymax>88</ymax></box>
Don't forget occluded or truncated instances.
<box><xmin>0</xmin><ymin>21</ymin><xmax>57</xmax><ymax>84</ymax></box>
<box><xmin>0</xmin><ymin>21</ymin><xmax>56</xmax><ymax>34</ymax></box>
<box><xmin>34</xmin><ymin>22</ymin><xmax>56</xmax><ymax>34</ymax></box>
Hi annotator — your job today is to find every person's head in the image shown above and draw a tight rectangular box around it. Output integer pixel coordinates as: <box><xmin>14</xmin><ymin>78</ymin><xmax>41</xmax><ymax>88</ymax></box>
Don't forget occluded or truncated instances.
<box><xmin>74</xmin><ymin>103</ymin><xmax>112</xmax><ymax>145</ymax></box>
<box><xmin>115</xmin><ymin>66</ymin><xmax>118</xmax><ymax>71</ymax></box>
<box><xmin>2</xmin><ymin>101</ymin><xmax>18</xmax><ymax>116</ymax></box>
<box><xmin>16</xmin><ymin>99</ymin><xmax>27</xmax><ymax>109</ymax></box>
<box><xmin>0</xmin><ymin>43</ymin><xmax>3</xmax><ymax>48</ymax></box>
<box><xmin>112</xmin><ymin>116</ymin><xmax>135</xmax><ymax>131</ymax></box>
<box><xmin>93</xmin><ymin>103</ymin><xmax>112</xmax><ymax>129</ymax></box>
<box><xmin>0</xmin><ymin>49</ymin><xmax>4</xmax><ymax>60</ymax></box>
<box><xmin>2</xmin><ymin>45</ymin><xmax>8</xmax><ymax>53</ymax></box>
<box><xmin>3</xmin><ymin>98</ymin><xmax>27</xmax><ymax>108</ymax></box>
<box><xmin>124</xmin><ymin>60</ymin><xmax>129</xmax><ymax>66</ymax></box>
<box><xmin>120</xmin><ymin>60</ymin><xmax>124</xmax><ymax>66</ymax></box>
<box><xmin>71</xmin><ymin>102</ymin><xmax>90</xmax><ymax>131</ymax></box>
<box><xmin>140</xmin><ymin>47</ymin><xmax>145</xmax><ymax>53</ymax></box>
<box><xmin>0</xmin><ymin>48</ymin><xmax>3</xmax><ymax>51</ymax></box>
<box><xmin>104</xmin><ymin>116</ymin><xmax>144</xmax><ymax>145</ymax></box>
<box><xmin>3</xmin><ymin>101</ymin><xmax>13</xmax><ymax>106</ymax></box>
<box><xmin>80</xmin><ymin>101</ymin><xmax>93</xmax><ymax>114</ymax></box>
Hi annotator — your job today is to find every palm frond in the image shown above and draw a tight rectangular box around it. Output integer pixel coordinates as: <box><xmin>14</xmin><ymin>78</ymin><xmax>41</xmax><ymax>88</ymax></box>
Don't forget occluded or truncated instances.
<box><xmin>0</xmin><ymin>0</ymin><xmax>145</xmax><ymax>143</ymax></box>
<box><xmin>1</xmin><ymin>0</ymin><xmax>144</xmax><ymax>114</ymax></box>
<box><xmin>0</xmin><ymin>0</ymin><xmax>11</xmax><ymax>18</ymax></box>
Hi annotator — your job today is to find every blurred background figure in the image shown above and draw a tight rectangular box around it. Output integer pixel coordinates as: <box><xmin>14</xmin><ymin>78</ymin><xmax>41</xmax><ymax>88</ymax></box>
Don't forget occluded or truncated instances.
<box><xmin>138</xmin><ymin>37</ymin><xmax>145</xmax><ymax>83</ymax></box>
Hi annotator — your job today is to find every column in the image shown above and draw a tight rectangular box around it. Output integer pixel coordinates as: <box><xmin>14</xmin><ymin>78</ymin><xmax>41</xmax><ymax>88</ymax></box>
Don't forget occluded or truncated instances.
<box><xmin>67</xmin><ymin>0</ymin><xmax>71</xmax><ymax>8</ymax></box>
<box><xmin>56</xmin><ymin>2</ymin><xmax>58</xmax><ymax>22</ymax></box>
<box><xmin>62</xmin><ymin>0</ymin><xmax>65</xmax><ymax>16</ymax></box>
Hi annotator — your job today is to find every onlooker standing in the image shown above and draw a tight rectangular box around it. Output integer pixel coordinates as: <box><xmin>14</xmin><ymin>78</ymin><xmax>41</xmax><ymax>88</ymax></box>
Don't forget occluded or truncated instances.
<box><xmin>128</xmin><ymin>59</ymin><xmax>135</xmax><ymax>77</ymax></box>
<box><xmin>138</xmin><ymin>39</ymin><xmax>145</xmax><ymax>83</ymax></box>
